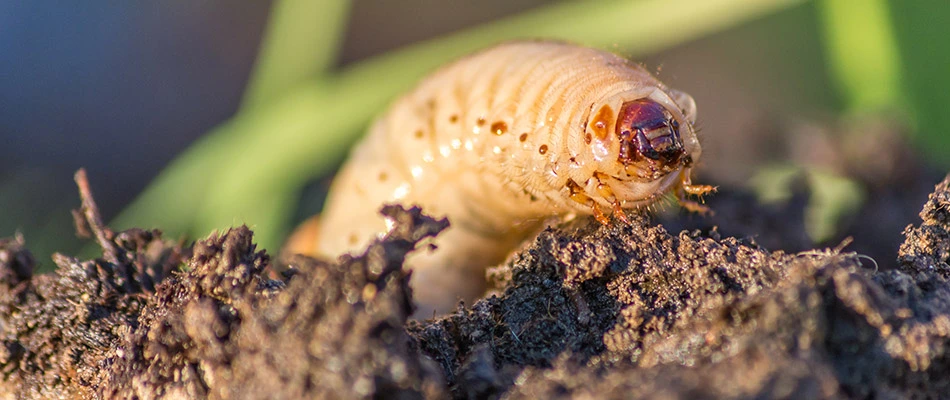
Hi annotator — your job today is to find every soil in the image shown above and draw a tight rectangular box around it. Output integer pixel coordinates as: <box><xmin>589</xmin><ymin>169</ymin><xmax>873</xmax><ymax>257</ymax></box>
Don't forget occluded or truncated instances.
<box><xmin>2</xmin><ymin>159</ymin><xmax>950</xmax><ymax>398</ymax></box>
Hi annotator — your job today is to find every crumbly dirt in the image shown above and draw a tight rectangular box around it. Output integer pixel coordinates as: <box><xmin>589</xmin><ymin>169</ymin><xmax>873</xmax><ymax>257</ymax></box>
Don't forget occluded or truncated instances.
<box><xmin>1</xmin><ymin>164</ymin><xmax>950</xmax><ymax>399</ymax></box>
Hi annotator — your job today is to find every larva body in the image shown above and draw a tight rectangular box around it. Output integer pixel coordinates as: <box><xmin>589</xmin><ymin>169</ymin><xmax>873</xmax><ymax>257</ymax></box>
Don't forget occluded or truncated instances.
<box><xmin>315</xmin><ymin>41</ymin><xmax>707</xmax><ymax>315</ymax></box>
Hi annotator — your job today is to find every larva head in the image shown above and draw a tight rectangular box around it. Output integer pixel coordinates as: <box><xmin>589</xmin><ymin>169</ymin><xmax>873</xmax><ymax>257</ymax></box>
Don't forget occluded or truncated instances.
<box><xmin>580</xmin><ymin>88</ymin><xmax>701</xmax><ymax>206</ymax></box>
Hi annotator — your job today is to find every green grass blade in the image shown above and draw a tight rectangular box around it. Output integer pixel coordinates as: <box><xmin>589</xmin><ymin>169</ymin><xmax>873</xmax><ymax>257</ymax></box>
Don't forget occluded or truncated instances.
<box><xmin>816</xmin><ymin>0</ymin><xmax>905</xmax><ymax>113</ymax></box>
<box><xmin>887</xmin><ymin>1</ymin><xmax>950</xmax><ymax>165</ymax></box>
<box><xmin>240</xmin><ymin>0</ymin><xmax>350</xmax><ymax>110</ymax></box>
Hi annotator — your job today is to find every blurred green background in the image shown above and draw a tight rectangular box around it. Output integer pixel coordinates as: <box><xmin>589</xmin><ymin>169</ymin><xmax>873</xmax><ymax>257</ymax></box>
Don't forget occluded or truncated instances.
<box><xmin>1</xmin><ymin>0</ymin><xmax>948</xmax><ymax>268</ymax></box>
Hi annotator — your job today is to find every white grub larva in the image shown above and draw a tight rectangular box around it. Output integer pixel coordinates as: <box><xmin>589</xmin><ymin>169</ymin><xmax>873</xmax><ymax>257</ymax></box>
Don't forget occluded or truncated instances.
<box><xmin>310</xmin><ymin>41</ymin><xmax>713</xmax><ymax>315</ymax></box>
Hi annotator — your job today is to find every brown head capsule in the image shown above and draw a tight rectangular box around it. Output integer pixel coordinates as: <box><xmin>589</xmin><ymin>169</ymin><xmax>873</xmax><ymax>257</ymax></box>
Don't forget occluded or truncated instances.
<box><xmin>616</xmin><ymin>99</ymin><xmax>686</xmax><ymax>172</ymax></box>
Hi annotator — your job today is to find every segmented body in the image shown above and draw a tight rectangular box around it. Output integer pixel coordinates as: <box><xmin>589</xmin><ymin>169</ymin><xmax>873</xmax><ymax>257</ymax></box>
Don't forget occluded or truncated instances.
<box><xmin>315</xmin><ymin>41</ymin><xmax>706</xmax><ymax>314</ymax></box>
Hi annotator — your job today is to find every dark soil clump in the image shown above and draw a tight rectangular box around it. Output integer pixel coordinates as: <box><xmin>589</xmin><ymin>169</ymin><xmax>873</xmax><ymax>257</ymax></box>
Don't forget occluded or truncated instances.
<box><xmin>1</xmin><ymin>169</ymin><xmax>950</xmax><ymax>398</ymax></box>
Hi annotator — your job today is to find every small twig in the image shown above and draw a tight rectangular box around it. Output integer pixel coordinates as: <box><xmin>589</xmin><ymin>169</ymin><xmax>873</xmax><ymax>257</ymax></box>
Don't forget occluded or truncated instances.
<box><xmin>71</xmin><ymin>208</ymin><xmax>92</xmax><ymax>239</ymax></box>
<box><xmin>74</xmin><ymin>169</ymin><xmax>120</xmax><ymax>264</ymax></box>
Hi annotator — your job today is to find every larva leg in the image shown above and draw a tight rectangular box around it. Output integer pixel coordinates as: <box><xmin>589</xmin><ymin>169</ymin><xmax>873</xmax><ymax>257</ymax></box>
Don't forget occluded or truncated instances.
<box><xmin>675</xmin><ymin>169</ymin><xmax>716</xmax><ymax>214</ymax></box>
<box><xmin>593</xmin><ymin>172</ymin><xmax>630</xmax><ymax>224</ymax></box>
<box><xmin>611</xmin><ymin>200</ymin><xmax>631</xmax><ymax>224</ymax></box>
<box><xmin>681</xmin><ymin>183</ymin><xmax>717</xmax><ymax>196</ymax></box>
<box><xmin>676</xmin><ymin>195</ymin><xmax>712</xmax><ymax>214</ymax></box>
<box><xmin>591</xmin><ymin>203</ymin><xmax>609</xmax><ymax>225</ymax></box>
<box><xmin>567</xmin><ymin>178</ymin><xmax>611</xmax><ymax>225</ymax></box>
